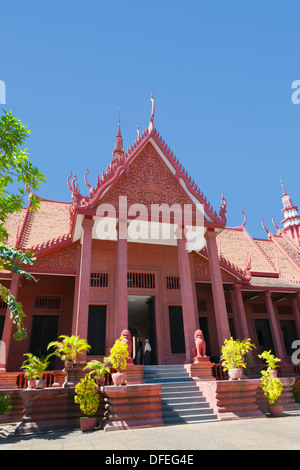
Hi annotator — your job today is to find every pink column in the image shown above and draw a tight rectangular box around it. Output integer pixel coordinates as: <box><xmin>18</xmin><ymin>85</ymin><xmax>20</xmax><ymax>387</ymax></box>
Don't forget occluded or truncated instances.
<box><xmin>71</xmin><ymin>244</ymin><xmax>82</xmax><ymax>335</ymax></box>
<box><xmin>114</xmin><ymin>219</ymin><xmax>128</xmax><ymax>339</ymax></box>
<box><xmin>205</xmin><ymin>230</ymin><xmax>231</xmax><ymax>351</ymax></box>
<box><xmin>232</xmin><ymin>284</ymin><xmax>250</xmax><ymax>339</ymax></box>
<box><xmin>292</xmin><ymin>294</ymin><xmax>300</xmax><ymax>338</ymax></box>
<box><xmin>73</xmin><ymin>217</ymin><xmax>94</xmax><ymax>341</ymax></box>
<box><xmin>264</xmin><ymin>291</ymin><xmax>286</xmax><ymax>359</ymax></box>
<box><xmin>0</xmin><ymin>273</ymin><xmax>20</xmax><ymax>371</ymax></box>
<box><xmin>177</xmin><ymin>230</ymin><xmax>198</xmax><ymax>363</ymax></box>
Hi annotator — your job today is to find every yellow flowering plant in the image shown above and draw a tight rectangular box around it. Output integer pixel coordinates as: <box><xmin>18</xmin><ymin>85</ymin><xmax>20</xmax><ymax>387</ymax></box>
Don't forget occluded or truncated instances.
<box><xmin>74</xmin><ymin>375</ymin><xmax>100</xmax><ymax>417</ymax></box>
<box><xmin>258</xmin><ymin>350</ymin><xmax>281</xmax><ymax>370</ymax></box>
<box><xmin>220</xmin><ymin>337</ymin><xmax>256</xmax><ymax>371</ymax></box>
<box><xmin>259</xmin><ymin>369</ymin><xmax>283</xmax><ymax>406</ymax></box>
<box><xmin>105</xmin><ymin>336</ymin><xmax>129</xmax><ymax>372</ymax></box>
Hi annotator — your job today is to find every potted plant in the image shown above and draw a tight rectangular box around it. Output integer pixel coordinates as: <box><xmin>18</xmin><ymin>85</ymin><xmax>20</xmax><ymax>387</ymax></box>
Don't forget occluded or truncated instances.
<box><xmin>259</xmin><ymin>369</ymin><xmax>284</xmax><ymax>417</ymax></box>
<box><xmin>292</xmin><ymin>380</ymin><xmax>300</xmax><ymax>403</ymax></box>
<box><xmin>74</xmin><ymin>375</ymin><xmax>100</xmax><ymax>431</ymax></box>
<box><xmin>83</xmin><ymin>360</ymin><xmax>111</xmax><ymax>386</ymax></box>
<box><xmin>48</xmin><ymin>335</ymin><xmax>91</xmax><ymax>368</ymax></box>
<box><xmin>220</xmin><ymin>337</ymin><xmax>256</xmax><ymax>380</ymax></box>
<box><xmin>21</xmin><ymin>353</ymin><xmax>38</xmax><ymax>388</ymax></box>
<box><xmin>0</xmin><ymin>395</ymin><xmax>12</xmax><ymax>423</ymax></box>
<box><xmin>48</xmin><ymin>335</ymin><xmax>91</xmax><ymax>388</ymax></box>
<box><xmin>34</xmin><ymin>353</ymin><xmax>56</xmax><ymax>389</ymax></box>
<box><xmin>104</xmin><ymin>336</ymin><xmax>129</xmax><ymax>386</ymax></box>
<box><xmin>21</xmin><ymin>352</ymin><xmax>55</xmax><ymax>389</ymax></box>
<box><xmin>258</xmin><ymin>350</ymin><xmax>281</xmax><ymax>376</ymax></box>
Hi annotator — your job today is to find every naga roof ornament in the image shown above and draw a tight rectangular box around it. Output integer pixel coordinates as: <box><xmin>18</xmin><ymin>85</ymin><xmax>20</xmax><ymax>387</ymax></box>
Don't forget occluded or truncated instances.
<box><xmin>219</xmin><ymin>194</ymin><xmax>227</xmax><ymax>219</ymax></box>
<box><xmin>148</xmin><ymin>92</ymin><xmax>155</xmax><ymax>134</ymax></box>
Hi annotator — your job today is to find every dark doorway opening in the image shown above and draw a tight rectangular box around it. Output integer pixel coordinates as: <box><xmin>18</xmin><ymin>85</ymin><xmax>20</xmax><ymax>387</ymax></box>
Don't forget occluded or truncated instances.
<box><xmin>29</xmin><ymin>315</ymin><xmax>59</xmax><ymax>368</ymax></box>
<box><xmin>168</xmin><ymin>306</ymin><xmax>185</xmax><ymax>354</ymax></box>
<box><xmin>128</xmin><ymin>295</ymin><xmax>157</xmax><ymax>365</ymax></box>
<box><xmin>87</xmin><ymin>305</ymin><xmax>107</xmax><ymax>356</ymax></box>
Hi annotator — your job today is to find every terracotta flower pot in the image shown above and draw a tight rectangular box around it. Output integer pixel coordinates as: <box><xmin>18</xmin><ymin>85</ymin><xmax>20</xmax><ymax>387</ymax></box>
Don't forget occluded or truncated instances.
<box><xmin>80</xmin><ymin>416</ymin><xmax>97</xmax><ymax>432</ymax></box>
<box><xmin>268</xmin><ymin>405</ymin><xmax>283</xmax><ymax>417</ymax></box>
<box><xmin>36</xmin><ymin>379</ymin><xmax>46</xmax><ymax>389</ymax></box>
<box><xmin>64</xmin><ymin>360</ymin><xmax>73</xmax><ymax>369</ymax></box>
<box><xmin>95</xmin><ymin>376</ymin><xmax>106</xmax><ymax>386</ymax></box>
<box><xmin>27</xmin><ymin>379</ymin><xmax>36</xmax><ymax>389</ymax></box>
<box><xmin>228</xmin><ymin>368</ymin><xmax>243</xmax><ymax>380</ymax></box>
<box><xmin>269</xmin><ymin>369</ymin><xmax>278</xmax><ymax>377</ymax></box>
<box><xmin>112</xmin><ymin>372</ymin><xmax>126</xmax><ymax>386</ymax></box>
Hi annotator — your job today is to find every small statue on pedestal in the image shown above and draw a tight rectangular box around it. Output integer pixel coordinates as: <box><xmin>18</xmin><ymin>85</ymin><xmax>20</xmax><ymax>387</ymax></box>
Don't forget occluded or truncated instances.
<box><xmin>192</xmin><ymin>329</ymin><xmax>207</xmax><ymax>363</ymax></box>
<box><xmin>120</xmin><ymin>329</ymin><xmax>134</xmax><ymax>365</ymax></box>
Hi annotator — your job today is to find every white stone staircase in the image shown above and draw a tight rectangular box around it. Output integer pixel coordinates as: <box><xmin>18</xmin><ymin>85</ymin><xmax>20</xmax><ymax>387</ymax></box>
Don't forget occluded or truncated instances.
<box><xmin>143</xmin><ymin>365</ymin><xmax>219</xmax><ymax>426</ymax></box>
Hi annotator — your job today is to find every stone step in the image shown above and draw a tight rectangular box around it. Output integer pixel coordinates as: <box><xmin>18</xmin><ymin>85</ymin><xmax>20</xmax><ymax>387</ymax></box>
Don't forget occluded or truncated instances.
<box><xmin>159</xmin><ymin>381</ymin><xmax>198</xmax><ymax>389</ymax></box>
<box><xmin>162</xmin><ymin>394</ymin><xmax>206</xmax><ymax>403</ymax></box>
<box><xmin>162</xmin><ymin>401</ymin><xmax>210</xmax><ymax>411</ymax></box>
<box><xmin>144</xmin><ymin>370</ymin><xmax>190</xmax><ymax>377</ymax></box>
<box><xmin>145</xmin><ymin>378</ymin><xmax>193</xmax><ymax>383</ymax></box>
<box><xmin>161</xmin><ymin>387</ymin><xmax>203</xmax><ymax>397</ymax></box>
<box><xmin>144</xmin><ymin>365</ymin><xmax>186</xmax><ymax>369</ymax></box>
<box><xmin>162</xmin><ymin>406</ymin><xmax>215</xmax><ymax>417</ymax></box>
<box><xmin>163</xmin><ymin>415</ymin><xmax>219</xmax><ymax>426</ymax></box>
<box><xmin>143</xmin><ymin>364</ymin><xmax>217</xmax><ymax>426</ymax></box>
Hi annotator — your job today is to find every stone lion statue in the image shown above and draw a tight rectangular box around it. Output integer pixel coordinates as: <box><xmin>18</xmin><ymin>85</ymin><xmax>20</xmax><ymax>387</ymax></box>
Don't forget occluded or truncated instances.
<box><xmin>121</xmin><ymin>329</ymin><xmax>132</xmax><ymax>357</ymax></box>
<box><xmin>192</xmin><ymin>329</ymin><xmax>206</xmax><ymax>357</ymax></box>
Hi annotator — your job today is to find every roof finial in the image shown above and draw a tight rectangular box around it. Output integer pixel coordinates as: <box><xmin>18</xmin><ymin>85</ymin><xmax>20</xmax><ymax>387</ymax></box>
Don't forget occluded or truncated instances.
<box><xmin>280</xmin><ymin>177</ymin><xmax>287</xmax><ymax>196</ymax></box>
<box><xmin>117</xmin><ymin>118</ymin><xmax>122</xmax><ymax>137</ymax></box>
<box><xmin>112</xmin><ymin>119</ymin><xmax>125</xmax><ymax>160</ymax></box>
<box><xmin>137</xmin><ymin>124</ymin><xmax>140</xmax><ymax>139</ymax></box>
<box><xmin>148</xmin><ymin>92</ymin><xmax>155</xmax><ymax>134</ymax></box>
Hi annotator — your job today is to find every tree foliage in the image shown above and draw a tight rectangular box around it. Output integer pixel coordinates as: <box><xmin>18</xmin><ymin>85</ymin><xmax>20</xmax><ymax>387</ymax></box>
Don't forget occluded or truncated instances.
<box><xmin>0</xmin><ymin>110</ymin><xmax>46</xmax><ymax>340</ymax></box>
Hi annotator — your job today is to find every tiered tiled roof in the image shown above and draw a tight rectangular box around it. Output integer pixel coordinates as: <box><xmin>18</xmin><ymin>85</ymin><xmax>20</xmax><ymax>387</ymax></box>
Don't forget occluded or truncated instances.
<box><xmin>1</xmin><ymin>95</ymin><xmax>299</xmax><ymax>288</ymax></box>
<box><xmin>217</xmin><ymin>225</ymin><xmax>300</xmax><ymax>288</ymax></box>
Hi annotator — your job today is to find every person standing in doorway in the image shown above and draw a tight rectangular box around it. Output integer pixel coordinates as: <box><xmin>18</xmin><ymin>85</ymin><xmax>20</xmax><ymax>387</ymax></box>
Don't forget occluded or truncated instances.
<box><xmin>144</xmin><ymin>339</ymin><xmax>151</xmax><ymax>365</ymax></box>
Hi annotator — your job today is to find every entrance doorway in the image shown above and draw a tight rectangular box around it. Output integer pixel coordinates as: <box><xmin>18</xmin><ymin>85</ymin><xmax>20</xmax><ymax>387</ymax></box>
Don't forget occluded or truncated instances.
<box><xmin>128</xmin><ymin>295</ymin><xmax>157</xmax><ymax>365</ymax></box>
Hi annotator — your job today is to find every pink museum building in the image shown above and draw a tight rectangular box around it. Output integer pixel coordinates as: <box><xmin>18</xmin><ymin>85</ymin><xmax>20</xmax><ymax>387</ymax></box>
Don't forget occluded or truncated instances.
<box><xmin>0</xmin><ymin>97</ymin><xmax>300</xmax><ymax>374</ymax></box>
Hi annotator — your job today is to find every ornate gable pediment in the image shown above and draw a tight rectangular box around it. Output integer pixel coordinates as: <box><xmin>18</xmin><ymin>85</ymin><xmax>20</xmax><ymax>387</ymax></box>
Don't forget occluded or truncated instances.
<box><xmin>193</xmin><ymin>252</ymin><xmax>243</xmax><ymax>282</ymax></box>
<box><xmin>67</xmin><ymin>103</ymin><xmax>226</xmax><ymax>230</ymax></box>
<box><xmin>31</xmin><ymin>243</ymin><xmax>78</xmax><ymax>273</ymax></box>
<box><xmin>101</xmin><ymin>142</ymin><xmax>193</xmax><ymax>209</ymax></box>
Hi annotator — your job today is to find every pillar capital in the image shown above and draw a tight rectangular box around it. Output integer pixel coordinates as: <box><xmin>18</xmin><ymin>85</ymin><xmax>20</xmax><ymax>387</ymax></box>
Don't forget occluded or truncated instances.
<box><xmin>82</xmin><ymin>216</ymin><xmax>94</xmax><ymax>229</ymax></box>
<box><xmin>116</xmin><ymin>220</ymin><xmax>128</xmax><ymax>240</ymax></box>
<box><xmin>204</xmin><ymin>228</ymin><xmax>218</xmax><ymax>239</ymax></box>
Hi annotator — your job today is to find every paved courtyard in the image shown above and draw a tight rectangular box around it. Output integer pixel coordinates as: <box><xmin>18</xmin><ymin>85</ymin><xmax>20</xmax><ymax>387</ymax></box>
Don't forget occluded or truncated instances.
<box><xmin>1</xmin><ymin>409</ymin><xmax>300</xmax><ymax>451</ymax></box>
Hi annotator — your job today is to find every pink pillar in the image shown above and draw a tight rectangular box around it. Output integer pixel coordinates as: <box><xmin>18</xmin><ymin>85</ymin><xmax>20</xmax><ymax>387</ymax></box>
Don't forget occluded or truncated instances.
<box><xmin>264</xmin><ymin>291</ymin><xmax>285</xmax><ymax>359</ymax></box>
<box><xmin>71</xmin><ymin>244</ymin><xmax>82</xmax><ymax>335</ymax></box>
<box><xmin>232</xmin><ymin>284</ymin><xmax>250</xmax><ymax>339</ymax></box>
<box><xmin>291</xmin><ymin>294</ymin><xmax>300</xmax><ymax>338</ymax></box>
<box><xmin>73</xmin><ymin>217</ymin><xmax>94</xmax><ymax>341</ymax></box>
<box><xmin>0</xmin><ymin>273</ymin><xmax>20</xmax><ymax>371</ymax></box>
<box><xmin>205</xmin><ymin>230</ymin><xmax>231</xmax><ymax>351</ymax></box>
<box><xmin>177</xmin><ymin>230</ymin><xmax>198</xmax><ymax>363</ymax></box>
<box><xmin>115</xmin><ymin>220</ymin><xmax>128</xmax><ymax>339</ymax></box>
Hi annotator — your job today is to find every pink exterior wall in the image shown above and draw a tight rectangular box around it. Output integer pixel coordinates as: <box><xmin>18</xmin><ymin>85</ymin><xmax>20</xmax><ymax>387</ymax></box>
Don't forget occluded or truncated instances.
<box><xmin>3</xmin><ymin>237</ymin><xmax>300</xmax><ymax>371</ymax></box>
<box><xmin>6</xmin><ymin>275</ymin><xmax>75</xmax><ymax>372</ymax></box>
<box><xmin>89</xmin><ymin>239</ymin><xmax>187</xmax><ymax>364</ymax></box>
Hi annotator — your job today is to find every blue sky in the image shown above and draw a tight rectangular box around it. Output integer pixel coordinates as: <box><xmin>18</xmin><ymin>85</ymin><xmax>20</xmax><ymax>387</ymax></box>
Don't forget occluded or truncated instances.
<box><xmin>1</xmin><ymin>1</ymin><xmax>299</xmax><ymax>238</ymax></box>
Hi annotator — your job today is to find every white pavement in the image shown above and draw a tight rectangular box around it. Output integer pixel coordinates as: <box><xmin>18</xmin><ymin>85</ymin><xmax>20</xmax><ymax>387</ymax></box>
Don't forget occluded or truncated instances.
<box><xmin>1</xmin><ymin>409</ymin><xmax>300</xmax><ymax>451</ymax></box>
